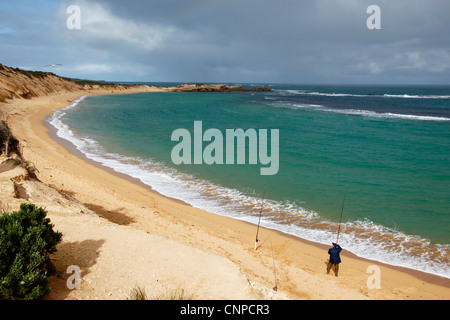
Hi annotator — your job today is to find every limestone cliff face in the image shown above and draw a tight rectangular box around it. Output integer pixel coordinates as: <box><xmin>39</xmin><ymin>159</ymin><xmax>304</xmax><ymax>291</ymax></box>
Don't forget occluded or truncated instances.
<box><xmin>0</xmin><ymin>64</ymin><xmax>82</xmax><ymax>103</ymax></box>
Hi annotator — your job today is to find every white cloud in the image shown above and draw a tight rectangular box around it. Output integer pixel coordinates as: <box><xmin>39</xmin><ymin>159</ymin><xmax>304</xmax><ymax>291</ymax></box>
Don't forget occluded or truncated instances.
<box><xmin>61</xmin><ymin>0</ymin><xmax>176</xmax><ymax>52</ymax></box>
<box><xmin>32</xmin><ymin>0</ymin><xmax>449</xmax><ymax>83</ymax></box>
<box><xmin>394</xmin><ymin>50</ymin><xmax>450</xmax><ymax>73</ymax></box>
<box><xmin>70</xmin><ymin>63</ymin><xmax>112</xmax><ymax>74</ymax></box>
<box><xmin>369</xmin><ymin>62</ymin><xmax>381</xmax><ymax>74</ymax></box>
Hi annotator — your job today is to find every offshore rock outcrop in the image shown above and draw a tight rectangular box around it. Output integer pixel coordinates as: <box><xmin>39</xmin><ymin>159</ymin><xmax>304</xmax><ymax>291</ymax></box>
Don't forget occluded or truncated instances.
<box><xmin>166</xmin><ymin>83</ymin><xmax>271</xmax><ymax>92</ymax></box>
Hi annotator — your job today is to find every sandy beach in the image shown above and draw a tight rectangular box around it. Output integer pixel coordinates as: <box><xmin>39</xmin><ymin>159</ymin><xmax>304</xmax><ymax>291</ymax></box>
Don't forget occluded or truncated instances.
<box><xmin>1</xmin><ymin>87</ymin><xmax>449</xmax><ymax>300</ymax></box>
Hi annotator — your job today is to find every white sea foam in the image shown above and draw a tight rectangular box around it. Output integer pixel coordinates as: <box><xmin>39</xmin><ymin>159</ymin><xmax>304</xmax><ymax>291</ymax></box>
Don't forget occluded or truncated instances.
<box><xmin>322</xmin><ymin>108</ymin><xmax>450</xmax><ymax>122</ymax></box>
<box><xmin>271</xmin><ymin>101</ymin><xmax>450</xmax><ymax>122</ymax></box>
<box><xmin>281</xmin><ymin>90</ymin><xmax>369</xmax><ymax>97</ymax></box>
<box><xmin>383</xmin><ymin>94</ymin><xmax>450</xmax><ymax>99</ymax></box>
<box><xmin>47</xmin><ymin>97</ymin><xmax>450</xmax><ymax>279</ymax></box>
<box><xmin>279</xmin><ymin>89</ymin><xmax>450</xmax><ymax>99</ymax></box>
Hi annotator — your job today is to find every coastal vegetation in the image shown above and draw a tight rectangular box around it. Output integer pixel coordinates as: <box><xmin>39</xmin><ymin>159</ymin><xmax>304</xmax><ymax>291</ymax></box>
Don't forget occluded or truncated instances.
<box><xmin>0</xmin><ymin>203</ymin><xmax>62</xmax><ymax>300</ymax></box>
<box><xmin>127</xmin><ymin>285</ymin><xmax>195</xmax><ymax>300</ymax></box>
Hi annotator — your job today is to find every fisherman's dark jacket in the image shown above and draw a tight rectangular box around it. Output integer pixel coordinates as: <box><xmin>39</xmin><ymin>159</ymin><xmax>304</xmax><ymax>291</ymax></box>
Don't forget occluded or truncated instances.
<box><xmin>328</xmin><ymin>244</ymin><xmax>342</xmax><ymax>264</ymax></box>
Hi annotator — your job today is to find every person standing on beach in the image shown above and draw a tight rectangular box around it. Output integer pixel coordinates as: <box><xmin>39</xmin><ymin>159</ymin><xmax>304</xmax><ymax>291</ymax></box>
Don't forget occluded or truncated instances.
<box><xmin>327</xmin><ymin>243</ymin><xmax>342</xmax><ymax>277</ymax></box>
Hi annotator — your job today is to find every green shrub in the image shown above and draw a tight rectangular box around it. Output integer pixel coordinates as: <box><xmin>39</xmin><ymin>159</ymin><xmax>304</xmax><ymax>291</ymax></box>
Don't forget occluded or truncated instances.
<box><xmin>0</xmin><ymin>203</ymin><xmax>62</xmax><ymax>300</ymax></box>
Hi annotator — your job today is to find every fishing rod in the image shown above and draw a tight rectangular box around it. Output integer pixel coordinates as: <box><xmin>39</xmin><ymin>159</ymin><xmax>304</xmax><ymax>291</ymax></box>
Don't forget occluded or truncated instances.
<box><xmin>335</xmin><ymin>190</ymin><xmax>347</xmax><ymax>244</ymax></box>
<box><xmin>254</xmin><ymin>190</ymin><xmax>266</xmax><ymax>251</ymax></box>
<box><xmin>270</xmin><ymin>240</ymin><xmax>278</xmax><ymax>292</ymax></box>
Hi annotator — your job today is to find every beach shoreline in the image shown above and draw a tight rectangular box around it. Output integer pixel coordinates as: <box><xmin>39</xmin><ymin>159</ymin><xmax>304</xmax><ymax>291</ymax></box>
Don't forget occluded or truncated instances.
<box><xmin>2</xmin><ymin>88</ymin><xmax>449</xmax><ymax>300</ymax></box>
<box><xmin>43</xmin><ymin>113</ymin><xmax>450</xmax><ymax>288</ymax></box>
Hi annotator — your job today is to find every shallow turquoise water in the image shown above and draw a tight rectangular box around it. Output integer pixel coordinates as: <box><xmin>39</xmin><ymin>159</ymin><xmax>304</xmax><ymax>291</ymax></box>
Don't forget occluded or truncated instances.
<box><xmin>51</xmin><ymin>84</ymin><xmax>450</xmax><ymax>277</ymax></box>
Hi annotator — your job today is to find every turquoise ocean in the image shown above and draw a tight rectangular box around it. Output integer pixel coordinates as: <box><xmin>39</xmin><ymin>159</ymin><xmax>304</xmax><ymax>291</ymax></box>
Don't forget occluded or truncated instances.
<box><xmin>48</xmin><ymin>84</ymin><xmax>450</xmax><ymax>278</ymax></box>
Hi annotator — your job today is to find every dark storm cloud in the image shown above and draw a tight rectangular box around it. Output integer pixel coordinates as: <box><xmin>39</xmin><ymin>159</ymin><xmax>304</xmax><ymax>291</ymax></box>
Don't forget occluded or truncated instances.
<box><xmin>1</xmin><ymin>0</ymin><xmax>450</xmax><ymax>83</ymax></box>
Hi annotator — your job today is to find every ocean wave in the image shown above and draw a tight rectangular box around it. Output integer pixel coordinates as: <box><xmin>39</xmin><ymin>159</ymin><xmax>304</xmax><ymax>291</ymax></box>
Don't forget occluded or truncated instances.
<box><xmin>285</xmin><ymin>90</ymin><xmax>368</xmax><ymax>97</ymax></box>
<box><xmin>323</xmin><ymin>108</ymin><xmax>450</xmax><ymax>122</ymax></box>
<box><xmin>279</xmin><ymin>89</ymin><xmax>450</xmax><ymax>99</ymax></box>
<box><xmin>270</xmin><ymin>102</ymin><xmax>450</xmax><ymax>122</ymax></box>
<box><xmin>47</xmin><ymin>99</ymin><xmax>450</xmax><ymax>279</ymax></box>
<box><xmin>383</xmin><ymin>94</ymin><xmax>450</xmax><ymax>99</ymax></box>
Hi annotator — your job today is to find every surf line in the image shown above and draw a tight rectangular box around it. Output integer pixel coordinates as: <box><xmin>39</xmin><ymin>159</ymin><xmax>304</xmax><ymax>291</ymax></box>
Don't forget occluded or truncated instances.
<box><xmin>336</xmin><ymin>190</ymin><xmax>347</xmax><ymax>244</ymax></box>
<box><xmin>171</xmin><ymin>121</ymin><xmax>279</xmax><ymax>176</ymax></box>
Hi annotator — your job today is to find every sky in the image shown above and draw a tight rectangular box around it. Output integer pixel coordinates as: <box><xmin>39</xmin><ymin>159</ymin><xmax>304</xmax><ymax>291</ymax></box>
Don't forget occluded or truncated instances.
<box><xmin>1</xmin><ymin>0</ymin><xmax>450</xmax><ymax>84</ymax></box>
